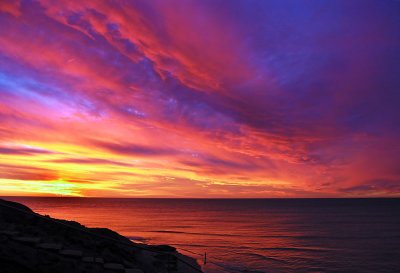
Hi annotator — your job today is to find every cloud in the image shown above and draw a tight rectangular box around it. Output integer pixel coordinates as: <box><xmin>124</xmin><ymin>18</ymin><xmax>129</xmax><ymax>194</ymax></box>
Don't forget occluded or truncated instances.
<box><xmin>93</xmin><ymin>141</ymin><xmax>178</xmax><ymax>157</ymax></box>
<box><xmin>50</xmin><ymin>157</ymin><xmax>133</xmax><ymax>167</ymax></box>
<box><xmin>0</xmin><ymin>0</ymin><xmax>399</xmax><ymax>197</ymax></box>
<box><xmin>0</xmin><ymin>0</ymin><xmax>21</xmax><ymax>17</ymax></box>
<box><xmin>340</xmin><ymin>179</ymin><xmax>400</xmax><ymax>196</ymax></box>
<box><xmin>0</xmin><ymin>145</ymin><xmax>55</xmax><ymax>155</ymax></box>
<box><xmin>0</xmin><ymin>163</ymin><xmax>58</xmax><ymax>181</ymax></box>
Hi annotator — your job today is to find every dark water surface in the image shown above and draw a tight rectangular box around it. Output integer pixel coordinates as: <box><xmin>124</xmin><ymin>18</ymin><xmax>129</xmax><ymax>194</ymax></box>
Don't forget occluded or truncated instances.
<box><xmin>4</xmin><ymin>197</ymin><xmax>400</xmax><ymax>273</ymax></box>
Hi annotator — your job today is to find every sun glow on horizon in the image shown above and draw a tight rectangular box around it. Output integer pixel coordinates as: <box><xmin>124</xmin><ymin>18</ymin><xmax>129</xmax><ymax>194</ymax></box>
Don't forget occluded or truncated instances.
<box><xmin>0</xmin><ymin>178</ymin><xmax>83</xmax><ymax>197</ymax></box>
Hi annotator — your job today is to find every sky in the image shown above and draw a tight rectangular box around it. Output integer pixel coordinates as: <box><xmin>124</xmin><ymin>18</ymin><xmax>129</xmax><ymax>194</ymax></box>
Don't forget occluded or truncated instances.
<box><xmin>0</xmin><ymin>0</ymin><xmax>399</xmax><ymax>197</ymax></box>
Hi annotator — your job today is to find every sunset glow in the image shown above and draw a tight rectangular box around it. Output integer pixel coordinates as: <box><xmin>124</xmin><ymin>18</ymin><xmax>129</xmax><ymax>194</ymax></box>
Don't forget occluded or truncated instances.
<box><xmin>0</xmin><ymin>0</ymin><xmax>399</xmax><ymax>197</ymax></box>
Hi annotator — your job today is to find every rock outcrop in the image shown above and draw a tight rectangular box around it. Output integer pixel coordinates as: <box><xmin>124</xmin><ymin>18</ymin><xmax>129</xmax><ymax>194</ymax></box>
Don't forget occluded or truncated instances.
<box><xmin>0</xmin><ymin>198</ymin><xmax>201</xmax><ymax>273</ymax></box>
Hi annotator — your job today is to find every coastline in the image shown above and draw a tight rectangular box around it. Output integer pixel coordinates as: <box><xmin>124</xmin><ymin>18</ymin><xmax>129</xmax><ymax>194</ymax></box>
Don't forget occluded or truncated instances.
<box><xmin>0</xmin><ymin>198</ymin><xmax>202</xmax><ymax>273</ymax></box>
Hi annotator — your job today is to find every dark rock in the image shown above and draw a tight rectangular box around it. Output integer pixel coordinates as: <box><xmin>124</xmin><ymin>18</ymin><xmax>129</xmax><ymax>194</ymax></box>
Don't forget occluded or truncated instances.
<box><xmin>149</xmin><ymin>245</ymin><xmax>176</xmax><ymax>252</ymax></box>
<box><xmin>0</xmin><ymin>198</ymin><xmax>201</xmax><ymax>273</ymax></box>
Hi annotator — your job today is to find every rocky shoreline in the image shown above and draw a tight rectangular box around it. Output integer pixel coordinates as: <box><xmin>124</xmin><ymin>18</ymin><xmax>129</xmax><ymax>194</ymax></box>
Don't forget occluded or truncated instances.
<box><xmin>0</xmin><ymin>198</ymin><xmax>201</xmax><ymax>273</ymax></box>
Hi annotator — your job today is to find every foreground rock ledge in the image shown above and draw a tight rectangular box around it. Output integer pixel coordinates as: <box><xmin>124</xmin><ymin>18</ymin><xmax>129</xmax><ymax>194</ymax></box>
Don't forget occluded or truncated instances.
<box><xmin>0</xmin><ymin>198</ymin><xmax>201</xmax><ymax>273</ymax></box>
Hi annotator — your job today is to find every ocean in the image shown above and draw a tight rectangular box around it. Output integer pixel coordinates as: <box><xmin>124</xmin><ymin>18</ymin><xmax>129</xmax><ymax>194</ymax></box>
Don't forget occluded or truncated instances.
<box><xmin>3</xmin><ymin>197</ymin><xmax>400</xmax><ymax>273</ymax></box>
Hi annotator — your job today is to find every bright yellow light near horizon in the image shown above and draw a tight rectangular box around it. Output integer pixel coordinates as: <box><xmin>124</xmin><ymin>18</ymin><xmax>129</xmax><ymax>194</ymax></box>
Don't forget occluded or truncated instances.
<box><xmin>0</xmin><ymin>178</ymin><xmax>84</xmax><ymax>197</ymax></box>
<box><xmin>0</xmin><ymin>141</ymin><xmax>295</xmax><ymax>198</ymax></box>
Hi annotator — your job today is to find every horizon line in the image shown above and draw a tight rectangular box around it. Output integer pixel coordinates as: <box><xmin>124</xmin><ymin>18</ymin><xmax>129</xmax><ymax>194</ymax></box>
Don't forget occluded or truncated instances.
<box><xmin>1</xmin><ymin>196</ymin><xmax>399</xmax><ymax>200</ymax></box>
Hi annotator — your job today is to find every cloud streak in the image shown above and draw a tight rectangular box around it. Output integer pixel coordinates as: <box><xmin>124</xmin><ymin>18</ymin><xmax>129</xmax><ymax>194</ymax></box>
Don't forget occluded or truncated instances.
<box><xmin>0</xmin><ymin>145</ymin><xmax>55</xmax><ymax>155</ymax></box>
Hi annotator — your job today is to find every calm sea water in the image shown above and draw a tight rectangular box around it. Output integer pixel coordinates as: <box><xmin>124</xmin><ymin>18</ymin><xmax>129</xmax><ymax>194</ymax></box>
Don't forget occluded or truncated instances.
<box><xmin>3</xmin><ymin>197</ymin><xmax>400</xmax><ymax>273</ymax></box>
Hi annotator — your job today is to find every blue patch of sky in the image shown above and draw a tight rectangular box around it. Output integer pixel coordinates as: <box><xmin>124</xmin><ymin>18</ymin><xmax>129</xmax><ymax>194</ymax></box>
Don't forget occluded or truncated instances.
<box><xmin>0</xmin><ymin>71</ymin><xmax>103</xmax><ymax>118</ymax></box>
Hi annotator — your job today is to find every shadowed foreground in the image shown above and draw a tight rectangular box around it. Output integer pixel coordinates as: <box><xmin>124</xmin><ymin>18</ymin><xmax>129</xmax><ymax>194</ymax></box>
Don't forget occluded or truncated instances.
<box><xmin>0</xmin><ymin>199</ymin><xmax>201</xmax><ymax>273</ymax></box>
